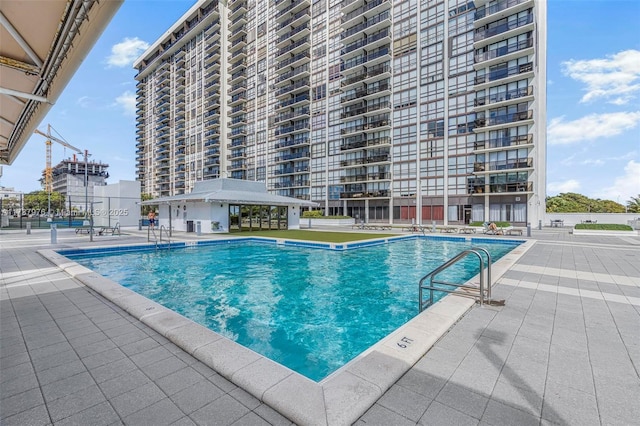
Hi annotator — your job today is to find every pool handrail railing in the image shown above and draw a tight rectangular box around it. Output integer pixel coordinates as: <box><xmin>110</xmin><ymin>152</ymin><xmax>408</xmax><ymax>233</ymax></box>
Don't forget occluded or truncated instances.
<box><xmin>418</xmin><ymin>247</ymin><xmax>493</xmax><ymax>310</ymax></box>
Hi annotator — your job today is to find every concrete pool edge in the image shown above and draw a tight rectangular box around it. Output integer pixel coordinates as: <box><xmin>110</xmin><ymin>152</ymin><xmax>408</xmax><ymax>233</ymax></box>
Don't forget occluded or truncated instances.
<box><xmin>38</xmin><ymin>237</ymin><xmax>535</xmax><ymax>426</ymax></box>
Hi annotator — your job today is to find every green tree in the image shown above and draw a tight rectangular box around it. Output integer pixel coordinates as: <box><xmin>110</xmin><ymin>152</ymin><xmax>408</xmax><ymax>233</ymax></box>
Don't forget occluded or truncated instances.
<box><xmin>546</xmin><ymin>192</ymin><xmax>626</xmax><ymax>213</ymax></box>
<box><xmin>23</xmin><ymin>191</ymin><xmax>65</xmax><ymax>214</ymax></box>
<box><xmin>140</xmin><ymin>193</ymin><xmax>156</xmax><ymax>216</ymax></box>
<box><xmin>627</xmin><ymin>194</ymin><xmax>640</xmax><ymax>213</ymax></box>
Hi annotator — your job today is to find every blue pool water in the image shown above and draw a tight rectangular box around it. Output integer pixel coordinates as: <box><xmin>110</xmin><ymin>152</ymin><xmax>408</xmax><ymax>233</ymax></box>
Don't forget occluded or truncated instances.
<box><xmin>66</xmin><ymin>237</ymin><xmax>518</xmax><ymax>381</ymax></box>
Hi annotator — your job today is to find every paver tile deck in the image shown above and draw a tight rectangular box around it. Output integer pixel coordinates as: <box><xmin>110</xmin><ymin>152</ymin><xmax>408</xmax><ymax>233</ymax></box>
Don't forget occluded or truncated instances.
<box><xmin>1</xmin><ymin>227</ymin><xmax>639</xmax><ymax>425</ymax></box>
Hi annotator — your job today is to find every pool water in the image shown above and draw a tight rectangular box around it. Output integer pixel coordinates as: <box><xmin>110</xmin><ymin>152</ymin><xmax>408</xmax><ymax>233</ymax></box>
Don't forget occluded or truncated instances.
<box><xmin>68</xmin><ymin>238</ymin><xmax>518</xmax><ymax>381</ymax></box>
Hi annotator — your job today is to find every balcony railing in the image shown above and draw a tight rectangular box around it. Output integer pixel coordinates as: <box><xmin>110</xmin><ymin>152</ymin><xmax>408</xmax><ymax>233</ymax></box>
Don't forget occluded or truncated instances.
<box><xmin>475</xmin><ymin>0</ymin><xmax>529</xmax><ymax>20</ymax></box>
<box><xmin>342</xmin><ymin>10</ymin><xmax>390</xmax><ymax>40</ymax></box>
<box><xmin>474</xmin><ymin>134</ymin><xmax>532</xmax><ymax>150</ymax></box>
<box><xmin>342</xmin><ymin>0</ymin><xmax>388</xmax><ymax>24</ymax></box>
<box><xmin>473</xmin><ymin>158</ymin><xmax>532</xmax><ymax>172</ymax></box>
<box><xmin>475</xmin><ymin>62</ymin><xmax>533</xmax><ymax>85</ymax></box>
<box><xmin>474</xmin><ymin>13</ymin><xmax>533</xmax><ymax>42</ymax></box>
<box><xmin>475</xmin><ymin>110</ymin><xmax>533</xmax><ymax>127</ymax></box>
<box><xmin>340</xmin><ymin>189</ymin><xmax>390</xmax><ymax>198</ymax></box>
<box><xmin>475</xmin><ymin>86</ymin><xmax>533</xmax><ymax>106</ymax></box>
<box><xmin>475</xmin><ymin>38</ymin><xmax>533</xmax><ymax>63</ymax></box>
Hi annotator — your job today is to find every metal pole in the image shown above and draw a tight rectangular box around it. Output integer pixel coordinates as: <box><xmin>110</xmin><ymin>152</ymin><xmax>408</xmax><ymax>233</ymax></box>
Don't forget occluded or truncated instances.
<box><xmin>89</xmin><ymin>201</ymin><xmax>94</xmax><ymax>242</ymax></box>
<box><xmin>84</xmin><ymin>150</ymin><xmax>89</xmax><ymax>214</ymax></box>
<box><xmin>20</xmin><ymin>193</ymin><xmax>23</xmax><ymax>229</ymax></box>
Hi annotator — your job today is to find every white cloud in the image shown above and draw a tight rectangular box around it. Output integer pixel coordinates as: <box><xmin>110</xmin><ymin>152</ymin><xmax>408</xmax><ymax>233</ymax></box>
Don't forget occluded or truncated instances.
<box><xmin>106</xmin><ymin>37</ymin><xmax>149</xmax><ymax>68</ymax></box>
<box><xmin>548</xmin><ymin>179</ymin><xmax>581</xmax><ymax>194</ymax></box>
<box><xmin>547</xmin><ymin>111</ymin><xmax>640</xmax><ymax>145</ymax></box>
<box><xmin>562</xmin><ymin>49</ymin><xmax>640</xmax><ymax>105</ymax></box>
<box><xmin>580</xmin><ymin>159</ymin><xmax>604</xmax><ymax>166</ymax></box>
<box><xmin>76</xmin><ymin>96</ymin><xmax>93</xmax><ymax>108</ymax></box>
<box><xmin>114</xmin><ymin>91</ymin><xmax>136</xmax><ymax>116</ymax></box>
<box><xmin>594</xmin><ymin>160</ymin><xmax>640</xmax><ymax>202</ymax></box>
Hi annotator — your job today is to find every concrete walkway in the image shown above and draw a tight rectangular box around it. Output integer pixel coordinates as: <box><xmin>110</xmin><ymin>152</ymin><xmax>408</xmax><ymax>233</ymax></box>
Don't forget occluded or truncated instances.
<box><xmin>1</xmin><ymin>228</ymin><xmax>639</xmax><ymax>425</ymax></box>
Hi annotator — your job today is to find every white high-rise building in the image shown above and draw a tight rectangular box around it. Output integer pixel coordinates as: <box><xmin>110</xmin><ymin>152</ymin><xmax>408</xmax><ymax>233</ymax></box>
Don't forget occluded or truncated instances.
<box><xmin>135</xmin><ymin>0</ymin><xmax>546</xmax><ymax>226</ymax></box>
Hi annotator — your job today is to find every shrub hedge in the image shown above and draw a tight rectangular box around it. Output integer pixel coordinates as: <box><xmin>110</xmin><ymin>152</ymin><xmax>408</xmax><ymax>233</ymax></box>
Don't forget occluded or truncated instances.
<box><xmin>574</xmin><ymin>223</ymin><xmax>633</xmax><ymax>231</ymax></box>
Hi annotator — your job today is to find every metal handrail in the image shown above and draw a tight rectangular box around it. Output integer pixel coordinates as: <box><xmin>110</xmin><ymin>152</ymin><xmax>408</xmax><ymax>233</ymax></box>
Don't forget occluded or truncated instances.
<box><xmin>419</xmin><ymin>247</ymin><xmax>492</xmax><ymax>311</ymax></box>
<box><xmin>159</xmin><ymin>225</ymin><xmax>171</xmax><ymax>249</ymax></box>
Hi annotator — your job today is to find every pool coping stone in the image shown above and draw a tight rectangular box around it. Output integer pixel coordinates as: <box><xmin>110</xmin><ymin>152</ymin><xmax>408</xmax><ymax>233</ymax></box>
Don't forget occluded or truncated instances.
<box><xmin>38</xmin><ymin>235</ymin><xmax>535</xmax><ymax>426</ymax></box>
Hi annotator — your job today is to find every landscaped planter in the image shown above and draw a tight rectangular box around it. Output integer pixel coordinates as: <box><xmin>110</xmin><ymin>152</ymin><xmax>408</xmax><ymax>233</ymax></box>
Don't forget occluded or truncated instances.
<box><xmin>572</xmin><ymin>228</ymin><xmax>638</xmax><ymax>236</ymax></box>
<box><xmin>304</xmin><ymin>218</ymin><xmax>355</xmax><ymax>227</ymax></box>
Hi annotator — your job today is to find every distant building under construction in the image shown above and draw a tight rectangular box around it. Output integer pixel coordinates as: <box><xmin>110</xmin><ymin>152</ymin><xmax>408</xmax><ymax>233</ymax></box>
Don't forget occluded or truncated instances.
<box><xmin>43</xmin><ymin>156</ymin><xmax>109</xmax><ymax>211</ymax></box>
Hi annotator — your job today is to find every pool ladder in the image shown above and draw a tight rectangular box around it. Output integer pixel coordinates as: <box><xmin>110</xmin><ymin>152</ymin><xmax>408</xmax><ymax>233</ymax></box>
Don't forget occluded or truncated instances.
<box><xmin>419</xmin><ymin>247</ymin><xmax>503</xmax><ymax>311</ymax></box>
<box><xmin>147</xmin><ymin>225</ymin><xmax>171</xmax><ymax>250</ymax></box>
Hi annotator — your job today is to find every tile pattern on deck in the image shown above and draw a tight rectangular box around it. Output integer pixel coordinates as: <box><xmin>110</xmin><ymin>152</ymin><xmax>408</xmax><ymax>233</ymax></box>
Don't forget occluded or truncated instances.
<box><xmin>2</xmin><ymin>228</ymin><xmax>640</xmax><ymax>426</ymax></box>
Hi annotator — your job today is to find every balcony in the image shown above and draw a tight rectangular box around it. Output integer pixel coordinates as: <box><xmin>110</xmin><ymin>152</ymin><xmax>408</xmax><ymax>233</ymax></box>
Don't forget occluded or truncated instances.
<box><xmin>340</xmin><ymin>135</ymin><xmax>391</xmax><ymax>150</ymax></box>
<box><xmin>342</xmin><ymin>10</ymin><xmax>390</xmax><ymax>43</ymax></box>
<box><xmin>474</xmin><ymin>62</ymin><xmax>533</xmax><ymax>85</ymax></box>
<box><xmin>342</xmin><ymin>0</ymin><xmax>390</xmax><ymax>26</ymax></box>
<box><xmin>469</xmin><ymin>181</ymin><xmax>532</xmax><ymax>195</ymax></box>
<box><xmin>276</xmin><ymin>37</ymin><xmax>310</xmax><ymax>59</ymax></box>
<box><xmin>277</xmin><ymin>7</ymin><xmax>310</xmax><ymax>34</ymax></box>
<box><xmin>475</xmin><ymin>0</ymin><xmax>530</xmax><ymax>21</ymax></box>
<box><xmin>474</xmin><ymin>13</ymin><xmax>533</xmax><ymax>44</ymax></box>
<box><xmin>340</xmin><ymin>189</ymin><xmax>390</xmax><ymax>199</ymax></box>
<box><xmin>274</xmin><ymin>165</ymin><xmax>309</xmax><ymax>175</ymax></box>
<box><xmin>340</xmin><ymin>154</ymin><xmax>390</xmax><ymax>167</ymax></box>
<box><xmin>474</xmin><ymin>134</ymin><xmax>533</xmax><ymax>150</ymax></box>
<box><xmin>342</xmin><ymin>46</ymin><xmax>390</xmax><ymax>72</ymax></box>
<box><xmin>473</xmin><ymin>157</ymin><xmax>533</xmax><ymax>173</ymax></box>
<box><xmin>276</xmin><ymin>23</ymin><xmax>310</xmax><ymax>47</ymax></box>
<box><xmin>474</xmin><ymin>37</ymin><xmax>533</xmax><ymax>64</ymax></box>
<box><xmin>276</xmin><ymin>51</ymin><xmax>311</xmax><ymax>71</ymax></box>
<box><xmin>275</xmin><ymin>79</ymin><xmax>310</xmax><ymax>97</ymax></box>
<box><xmin>475</xmin><ymin>109</ymin><xmax>533</xmax><ymax>128</ymax></box>
<box><xmin>341</xmin><ymin>63</ymin><xmax>390</xmax><ymax>88</ymax></box>
<box><xmin>474</xmin><ymin>85</ymin><xmax>533</xmax><ymax>107</ymax></box>
<box><xmin>340</xmin><ymin>28</ymin><xmax>390</xmax><ymax>59</ymax></box>
<box><xmin>274</xmin><ymin>150</ymin><xmax>310</xmax><ymax>163</ymax></box>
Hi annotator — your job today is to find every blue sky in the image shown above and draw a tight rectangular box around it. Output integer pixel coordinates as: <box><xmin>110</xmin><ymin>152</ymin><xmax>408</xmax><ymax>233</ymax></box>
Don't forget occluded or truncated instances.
<box><xmin>2</xmin><ymin>0</ymin><xmax>639</xmax><ymax>204</ymax></box>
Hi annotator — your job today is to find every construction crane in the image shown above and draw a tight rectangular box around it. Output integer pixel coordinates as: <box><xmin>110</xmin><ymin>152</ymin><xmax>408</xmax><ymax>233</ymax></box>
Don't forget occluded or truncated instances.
<box><xmin>33</xmin><ymin>124</ymin><xmax>89</xmax><ymax>216</ymax></box>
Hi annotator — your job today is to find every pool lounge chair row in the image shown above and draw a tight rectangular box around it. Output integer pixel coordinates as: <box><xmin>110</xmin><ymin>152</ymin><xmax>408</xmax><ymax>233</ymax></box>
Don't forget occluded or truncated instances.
<box><xmin>401</xmin><ymin>224</ymin><xmax>523</xmax><ymax>236</ymax></box>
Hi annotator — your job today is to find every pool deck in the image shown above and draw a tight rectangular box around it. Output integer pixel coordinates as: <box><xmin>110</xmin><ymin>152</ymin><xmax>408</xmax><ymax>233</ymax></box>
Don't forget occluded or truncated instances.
<box><xmin>1</xmin><ymin>227</ymin><xmax>639</xmax><ymax>425</ymax></box>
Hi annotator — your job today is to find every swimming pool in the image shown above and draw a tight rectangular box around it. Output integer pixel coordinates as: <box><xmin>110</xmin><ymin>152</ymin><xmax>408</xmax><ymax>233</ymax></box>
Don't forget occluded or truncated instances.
<box><xmin>64</xmin><ymin>236</ymin><xmax>519</xmax><ymax>381</ymax></box>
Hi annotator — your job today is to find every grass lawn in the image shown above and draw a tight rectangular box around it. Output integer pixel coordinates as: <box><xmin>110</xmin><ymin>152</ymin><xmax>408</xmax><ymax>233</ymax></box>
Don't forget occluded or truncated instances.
<box><xmin>235</xmin><ymin>229</ymin><xmax>395</xmax><ymax>243</ymax></box>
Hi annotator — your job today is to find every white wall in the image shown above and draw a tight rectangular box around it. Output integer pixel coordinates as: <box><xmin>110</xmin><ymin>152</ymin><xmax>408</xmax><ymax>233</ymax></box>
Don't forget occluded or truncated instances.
<box><xmin>544</xmin><ymin>213</ymin><xmax>640</xmax><ymax>228</ymax></box>
<box><xmin>155</xmin><ymin>202</ymin><xmax>303</xmax><ymax>233</ymax></box>
<box><xmin>157</xmin><ymin>202</ymin><xmax>229</xmax><ymax>233</ymax></box>
<box><xmin>93</xmin><ymin>180</ymin><xmax>140</xmax><ymax>227</ymax></box>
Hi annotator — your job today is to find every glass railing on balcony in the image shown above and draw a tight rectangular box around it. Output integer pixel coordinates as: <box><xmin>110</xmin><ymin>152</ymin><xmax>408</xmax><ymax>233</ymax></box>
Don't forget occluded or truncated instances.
<box><xmin>342</xmin><ymin>10</ymin><xmax>390</xmax><ymax>40</ymax></box>
<box><xmin>475</xmin><ymin>38</ymin><xmax>533</xmax><ymax>63</ymax></box>
<box><xmin>474</xmin><ymin>134</ymin><xmax>532</xmax><ymax>150</ymax></box>
<box><xmin>340</xmin><ymin>189</ymin><xmax>390</xmax><ymax>198</ymax></box>
<box><xmin>278</xmin><ymin>93</ymin><xmax>310</xmax><ymax>109</ymax></box>
<box><xmin>341</xmin><ymin>63</ymin><xmax>390</xmax><ymax>86</ymax></box>
<box><xmin>474</xmin><ymin>13</ymin><xmax>533</xmax><ymax>42</ymax></box>
<box><xmin>276</xmin><ymin>37</ymin><xmax>310</xmax><ymax>57</ymax></box>
<box><xmin>274</xmin><ymin>164</ymin><xmax>310</xmax><ymax>175</ymax></box>
<box><xmin>274</xmin><ymin>150</ymin><xmax>310</xmax><ymax>162</ymax></box>
<box><xmin>275</xmin><ymin>64</ymin><xmax>310</xmax><ymax>84</ymax></box>
<box><xmin>277</xmin><ymin>7</ymin><xmax>310</xmax><ymax>30</ymax></box>
<box><xmin>475</xmin><ymin>0</ymin><xmax>529</xmax><ymax>20</ymax></box>
<box><xmin>274</xmin><ymin>136</ymin><xmax>309</xmax><ymax>149</ymax></box>
<box><xmin>277</xmin><ymin>23</ymin><xmax>310</xmax><ymax>45</ymax></box>
<box><xmin>275</xmin><ymin>79</ymin><xmax>310</xmax><ymax>97</ymax></box>
<box><xmin>475</xmin><ymin>86</ymin><xmax>533</xmax><ymax>106</ymax></box>
<box><xmin>342</xmin><ymin>46</ymin><xmax>390</xmax><ymax>71</ymax></box>
<box><xmin>475</xmin><ymin>110</ymin><xmax>532</xmax><ymax>127</ymax></box>
<box><xmin>277</xmin><ymin>0</ymin><xmax>306</xmax><ymax>17</ymax></box>
<box><xmin>276</xmin><ymin>52</ymin><xmax>310</xmax><ymax>71</ymax></box>
<box><xmin>342</xmin><ymin>0</ymin><xmax>388</xmax><ymax>24</ymax></box>
<box><xmin>341</xmin><ymin>28</ymin><xmax>390</xmax><ymax>56</ymax></box>
<box><xmin>474</xmin><ymin>62</ymin><xmax>533</xmax><ymax>84</ymax></box>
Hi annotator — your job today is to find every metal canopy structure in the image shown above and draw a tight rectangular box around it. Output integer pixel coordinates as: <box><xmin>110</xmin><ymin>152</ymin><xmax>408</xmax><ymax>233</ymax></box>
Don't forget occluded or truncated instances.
<box><xmin>0</xmin><ymin>0</ymin><xmax>123</xmax><ymax>165</ymax></box>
